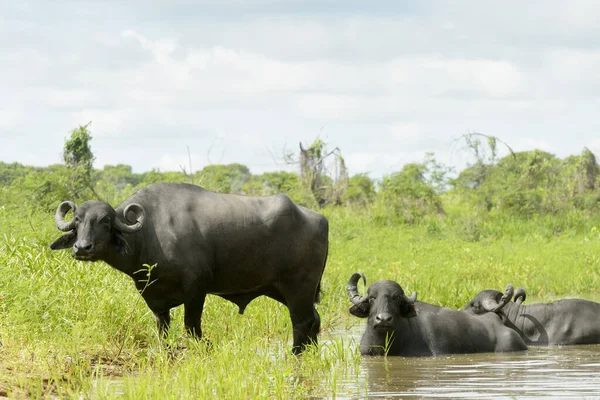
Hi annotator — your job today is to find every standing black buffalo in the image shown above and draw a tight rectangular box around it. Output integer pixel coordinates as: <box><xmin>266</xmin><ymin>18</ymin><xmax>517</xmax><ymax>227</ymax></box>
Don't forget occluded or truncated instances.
<box><xmin>461</xmin><ymin>284</ymin><xmax>600</xmax><ymax>346</ymax></box>
<box><xmin>50</xmin><ymin>182</ymin><xmax>329</xmax><ymax>354</ymax></box>
<box><xmin>347</xmin><ymin>273</ymin><xmax>527</xmax><ymax>356</ymax></box>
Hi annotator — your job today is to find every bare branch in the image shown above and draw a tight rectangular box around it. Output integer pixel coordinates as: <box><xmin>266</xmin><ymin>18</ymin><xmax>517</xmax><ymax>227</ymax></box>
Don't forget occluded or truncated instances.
<box><xmin>265</xmin><ymin>144</ymin><xmax>293</xmax><ymax>166</ymax></box>
<box><xmin>318</xmin><ymin>147</ymin><xmax>341</xmax><ymax>164</ymax></box>
<box><xmin>454</xmin><ymin>132</ymin><xmax>516</xmax><ymax>160</ymax></box>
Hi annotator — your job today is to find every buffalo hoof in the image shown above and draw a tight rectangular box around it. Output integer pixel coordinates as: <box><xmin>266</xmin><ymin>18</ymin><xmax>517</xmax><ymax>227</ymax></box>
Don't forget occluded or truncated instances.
<box><xmin>165</xmin><ymin>344</ymin><xmax>188</xmax><ymax>358</ymax></box>
<box><xmin>183</xmin><ymin>336</ymin><xmax>213</xmax><ymax>353</ymax></box>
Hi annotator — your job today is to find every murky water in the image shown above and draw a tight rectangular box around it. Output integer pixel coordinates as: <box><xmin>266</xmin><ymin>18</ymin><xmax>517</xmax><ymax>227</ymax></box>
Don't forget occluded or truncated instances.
<box><xmin>327</xmin><ymin>325</ymin><xmax>600</xmax><ymax>399</ymax></box>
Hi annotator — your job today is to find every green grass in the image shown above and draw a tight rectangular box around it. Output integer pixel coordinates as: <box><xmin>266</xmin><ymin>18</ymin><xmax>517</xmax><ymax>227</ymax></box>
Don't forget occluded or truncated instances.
<box><xmin>1</xmin><ymin>207</ymin><xmax>600</xmax><ymax>398</ymax></box>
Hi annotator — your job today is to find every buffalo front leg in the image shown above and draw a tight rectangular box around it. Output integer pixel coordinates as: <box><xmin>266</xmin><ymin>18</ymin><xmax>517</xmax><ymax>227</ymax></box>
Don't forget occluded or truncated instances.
<box><xmin>155</xmin><ymin>310</ymin><xmax>171</xmax><ymax>339</ymax></box>
<box><xmin>184</xmin><ymin>292</ymin><xmax>206</xmax><ymax>339</ymax></box>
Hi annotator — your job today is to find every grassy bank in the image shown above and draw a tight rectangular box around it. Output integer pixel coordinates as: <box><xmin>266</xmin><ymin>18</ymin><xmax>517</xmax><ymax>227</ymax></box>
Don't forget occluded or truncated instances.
<box><xmin>1</xmin><ymin>207</ymin><xmax>600</xmax><ymax>398</ymax></box>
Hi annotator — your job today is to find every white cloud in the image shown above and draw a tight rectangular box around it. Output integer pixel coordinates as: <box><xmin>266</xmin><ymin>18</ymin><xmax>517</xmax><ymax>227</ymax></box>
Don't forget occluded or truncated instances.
<box><xmin>0</xmin><ymin>107</ymin><xmax>25</xmax><ymax>129</ymax></box>
<box><xmin>543</xmin><ymin>48</ymin><xmax>600</xmax><ymax>95</ymax></box>
<box><xmin>387</xmin><ymin>123</ymin><xmax>422</xmax><ymax>144</ymax></box>
<box><xmin>2</xmin><ymin>1</ymin><xmax>600</xmax><ymax>179</ymax></box>
<box><xmin>108</xmin><ymin>30</ymin><xmax>529</xmax><ymax>109</ymax></box>
<box><xmin>345</xmin><ymin>149</ymin><xmax>438</xmax><ymax>176</ymax></box>
<box><xmin>68</xmin><ymin>111</ymin><xmax>123</xmax><ymax>138</ymax></box>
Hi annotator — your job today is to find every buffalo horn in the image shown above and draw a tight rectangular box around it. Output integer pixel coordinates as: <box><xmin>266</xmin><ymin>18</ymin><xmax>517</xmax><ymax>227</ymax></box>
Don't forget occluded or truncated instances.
<box><xmin>481</xmin><ymin>296</ymin><xmax>499</xmax><ymax>312</ymax></box>
<box><xmin>514</xmin><ymin>287</ymin><xmax>527</xmax><ymax>304</ymax></box>
<box><xmin>114</xmin><ymin>203</ymin><xmax>145</xmax><ymax>234</ymax></box>
<box><xmin>55</xmin><ymin>201</ymin><xmax>77</xmax><ymax>232</ymax></box>
<box><xmin>404</xmin><ymin>291</ymin><xmax>418</xmax><ymax>304</ymax></box>
<box><xmin>482</xmin><ymin>284</ymin><xmax>514</xmax><ymax>312</ymax></box>
<box><xmin>347</xmin><ymin>272</ymin><xmax>368</xmax><ymax>305</ymax></box>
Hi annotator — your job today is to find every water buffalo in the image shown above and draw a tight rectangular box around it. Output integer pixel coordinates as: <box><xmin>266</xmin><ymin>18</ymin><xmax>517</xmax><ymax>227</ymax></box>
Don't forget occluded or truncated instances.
<box><xmin>461</xmin><ymin>284</ymin><xmax>600</xmax><ymax>346</ymax></box>
<box><xmin>347</xmin><ymin>273</ymin><xmax>527</xmax><ymax>356</ymax></box>
<box><xmin>50</xmin><ymin>182</ymin><xmax>329</xmax><ymax>354</ymax></box>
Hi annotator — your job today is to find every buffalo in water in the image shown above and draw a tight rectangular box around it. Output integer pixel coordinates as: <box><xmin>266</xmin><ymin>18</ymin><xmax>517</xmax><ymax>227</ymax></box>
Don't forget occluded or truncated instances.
<box><xmin>461</xmin><ymin>284</ymin><xmax>600</xmax><ymax>346</ymax></box>
<box><xmin>50</xmin><ymin>182</ymin><xmax>329</xmax><ymax>354</ymax></box>
<box><xmin>347</xmin><ymin>273</ymin><xmax>527</xmax><ymax>356</ymax></box>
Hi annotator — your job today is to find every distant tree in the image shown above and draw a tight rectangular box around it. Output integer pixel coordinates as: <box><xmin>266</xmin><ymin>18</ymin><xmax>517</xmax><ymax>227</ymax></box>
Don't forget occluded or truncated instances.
<box><xmin>451</xmin><ymin>132</ymin><xmax>515</xmax><ymax>190</ymax></box>
<box><xmin>287</xmin><ymin>138</ymin><xmax>348</xmax><ymax>207</ymax></box>
<box><xmin>376</xmin><ymin>157</ymin><xmax>445</xmax><ymax>224</ymax></box>
<box><xmin>262</xmin><ymin>171</ymin><xmax>299</xmax><ymax>193</ymax></box>
<box><xmin>450</xmin><ymin>147</ymin><xmax>586</xmax><ymax>216</ymax></box>
<box><xmin>237</xmin><ymin>171</ymin><xmax>302</xmax><ymax>197</ymax></box>
<box><xmin>423</xmin><ymin>152</ymin><xmax>453</xmax><ymax>193</ymax></box>
<box><xmin>380</xmin><ymin>162</ymin><xmax>438</xmax><ymax>203</ymax></box>
<box><xmin>0</xmin><ymin>162</ymin><xmax>39</xmax><ymax>185</ymax></box>
<box><xmin>342</xmin><ymin>173</ymin><xmax>376</xmax><ymax>206</ymax></box>
<box><xmin>139</xmin><ymin>169</ymin><xmax>188</xmax><ymax>186</ymax></box>
<box><xmin>62</xmin><ymin>122</ymin><xmax>100</xmax><ymax>200</ymax></box>
<box><xmin>98</xmin><ymin>164</ymin><xmax>142</xmax><ymax>191</ymax></box>
<box><xmin>194</xmin><ymin>163</ymin><xmax>252</xmax><ymax>194</ymax></box>
<box><xmin>574</xmin><ymin>147</ymin><xmax>598</xmax><ymax>194</ymax></box>
<box><xmin>15</xmin><ymin>167</ymin><xmax>73</xmax><ymax>212</ymax></box>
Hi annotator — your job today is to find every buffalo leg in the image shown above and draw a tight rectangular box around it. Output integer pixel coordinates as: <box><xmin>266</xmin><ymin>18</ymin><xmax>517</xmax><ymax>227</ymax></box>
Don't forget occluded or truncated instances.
<box><xmin>184</xmin><ymin>293</ymin><xmax>206</xmax><ymax>338</ymax></box>
<box><xmin>155</xmin><ymin>310</ymin><xmax>171</xmax><ymax>338</ymax></box>
<box><xmin>278</xmin><ymin>275</ymin><xmax>322</xmax><ymax>354</ymax></box>
<box><xmin>310</xmin><ymin>307</ymin><xmax>321</xmax><ymax>339</ymax></box>
<box><xmin>288</xmin><ymin>302</ymin><xmax>320</xmax><ymax>355</ymax></box>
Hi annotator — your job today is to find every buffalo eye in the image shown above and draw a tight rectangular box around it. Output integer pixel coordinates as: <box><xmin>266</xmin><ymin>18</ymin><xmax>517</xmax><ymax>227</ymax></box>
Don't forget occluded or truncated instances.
<box><xmin>99</xmin><ymin>216</ymin><xmax>111</xmax><ymax>230</ymax></box>
<box><xmin>73</xmin><ymin>216</ymin><xmax>80</xmax><ymax>224</ymax></box>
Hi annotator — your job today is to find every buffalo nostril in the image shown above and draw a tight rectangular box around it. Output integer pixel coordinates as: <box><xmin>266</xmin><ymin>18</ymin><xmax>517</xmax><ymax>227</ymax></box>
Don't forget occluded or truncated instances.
<box><xmin>376</xmin><ymin>313</ymin><xmax>393</xmax><ymax>324</ymax></box>
<box><xmin>74</xmin><ymin>242</ymin><xmax>94</xmax><ymax>253</ymax></box>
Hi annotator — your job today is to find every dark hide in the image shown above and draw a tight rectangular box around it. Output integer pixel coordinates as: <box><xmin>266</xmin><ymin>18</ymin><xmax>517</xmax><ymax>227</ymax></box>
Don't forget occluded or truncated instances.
<box><xmin>50</xmin><ymin>182</ymin><xmax>329</xmax><ymax>354</ymax></box>
<box><xmin>347</xmin><ymin>273</ymin><xmax>528</xmax><ymax>356</ymax></box>
<box><xmin>461</xmin><ymin>286</ymin><xmax>600</xmax><ymax>346</ymax></box>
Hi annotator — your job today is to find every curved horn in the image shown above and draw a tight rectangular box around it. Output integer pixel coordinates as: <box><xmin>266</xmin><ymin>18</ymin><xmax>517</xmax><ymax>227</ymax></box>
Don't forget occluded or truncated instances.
<box><xmin>404</xmin><ymin>292</ymin><xmax>417</xmax><ymax>304</ymax></box>
<box><xmin>482</xmin><ymin>284</ymin><xmax>514</xmax><ymax>312</ymax></box>
<box><xmin>347</xmin><ymin>272</ymin><xmax>368</xmax><ymax>305</ymax></box>
<box><xmin>481</xmin><ymin>296</ymin><xmax>500</xmax><ymax>312</ymax></box>
<box><xmin>514</xmin><ymin>287</ymin><xmax>527</xmax><ymax>304</ymax></box>
<box><xmin>54</xmin><ymin>201</ymin><xmax>77</xmax><ymax>231</ymax></box>
<box><xmin>496</xmin><ymin>284</ymin><xmax>515</xmax><ymax>309</ymax></box>
<box><xmin>114</xmin><ymin>203</ymin><xmax>145</xmax><ymax>234</ymax></box>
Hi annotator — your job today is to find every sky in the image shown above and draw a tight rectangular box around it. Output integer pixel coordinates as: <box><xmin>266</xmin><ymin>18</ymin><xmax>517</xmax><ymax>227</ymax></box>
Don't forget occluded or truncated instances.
<box><xmin>2</xmin><ymin>0</ymin><xmax>600</xmax><ymax>179</ymax></box>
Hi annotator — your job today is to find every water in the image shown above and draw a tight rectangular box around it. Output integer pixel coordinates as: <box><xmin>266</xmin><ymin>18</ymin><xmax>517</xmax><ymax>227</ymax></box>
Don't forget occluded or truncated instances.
<box><xmin>328</xmin><ymin>326</ymin><xmax>600</xmax><ymax>399</ymax></box>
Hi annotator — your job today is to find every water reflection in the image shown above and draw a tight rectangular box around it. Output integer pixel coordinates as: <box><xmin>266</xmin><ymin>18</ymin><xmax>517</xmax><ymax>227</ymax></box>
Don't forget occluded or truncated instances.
<box><xmin>329</xmin><ymin>326</ymin><xmax>600</xmax><ymax>399</ymax></box>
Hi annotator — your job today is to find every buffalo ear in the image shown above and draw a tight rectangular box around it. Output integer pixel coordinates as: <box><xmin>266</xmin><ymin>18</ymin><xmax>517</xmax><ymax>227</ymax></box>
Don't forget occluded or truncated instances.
<box><xmin>113</xmin><ymin>231</ymin><xmax>131</xmax><ymax>256</ymax></box>
<box><xmin>349</xmin><ymin>302</ymin><xmax>370</xmax><ymax>318</ymax></box>
<box><xmin>401</xmin><ymin>303</ymin><xmax>417</xmax><ymax>318</ymax></box>
<box><xmin>49</xmin><ymin>232</ymin><xmax>76</xmax><ymax>250</ymax></box>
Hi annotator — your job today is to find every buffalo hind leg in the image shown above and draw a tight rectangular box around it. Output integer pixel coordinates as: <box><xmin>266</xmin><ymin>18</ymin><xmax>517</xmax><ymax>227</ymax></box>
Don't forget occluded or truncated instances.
<box><xmin>278</xmin><ymin>277</ymin><xmax>322</xmax><ymax>354</ymax></box>
<box><xmin>289</xmin><ymin>302</ymin><xmax>321</xmax><ymax>355</ymax></box>
<box><xmin>310</xmin><ymin>307</ymin><xmax>321</xmax><ymax>339</ymax></box>
<box><xmin>262</xmin><ymin>286</ymin><xmax>321</xmax><ymax>353</ymax></box>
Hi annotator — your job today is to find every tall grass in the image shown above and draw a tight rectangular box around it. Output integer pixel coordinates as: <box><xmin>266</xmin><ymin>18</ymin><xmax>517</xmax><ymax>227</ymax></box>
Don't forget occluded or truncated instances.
<box><xmin>1</xmin><ymin>207</ymin><xmax>600</xmax><ymax>398</ymax></box>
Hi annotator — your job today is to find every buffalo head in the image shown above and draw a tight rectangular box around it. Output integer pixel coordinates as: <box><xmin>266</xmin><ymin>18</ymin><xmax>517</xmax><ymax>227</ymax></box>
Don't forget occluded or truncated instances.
<box><xmin>49</xmin><ymin>200</ymin><xmax>145</xmax><ymax>261</ymax></box>
<box><xmin>460</xmin><ymin>284</ymin><xmax>515</xmax><ymax>315</ymax></box>
<box><xmin>347</xmin><ymin>272</ymin><xmax>417</xmax><ymax>331</ymax></box>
